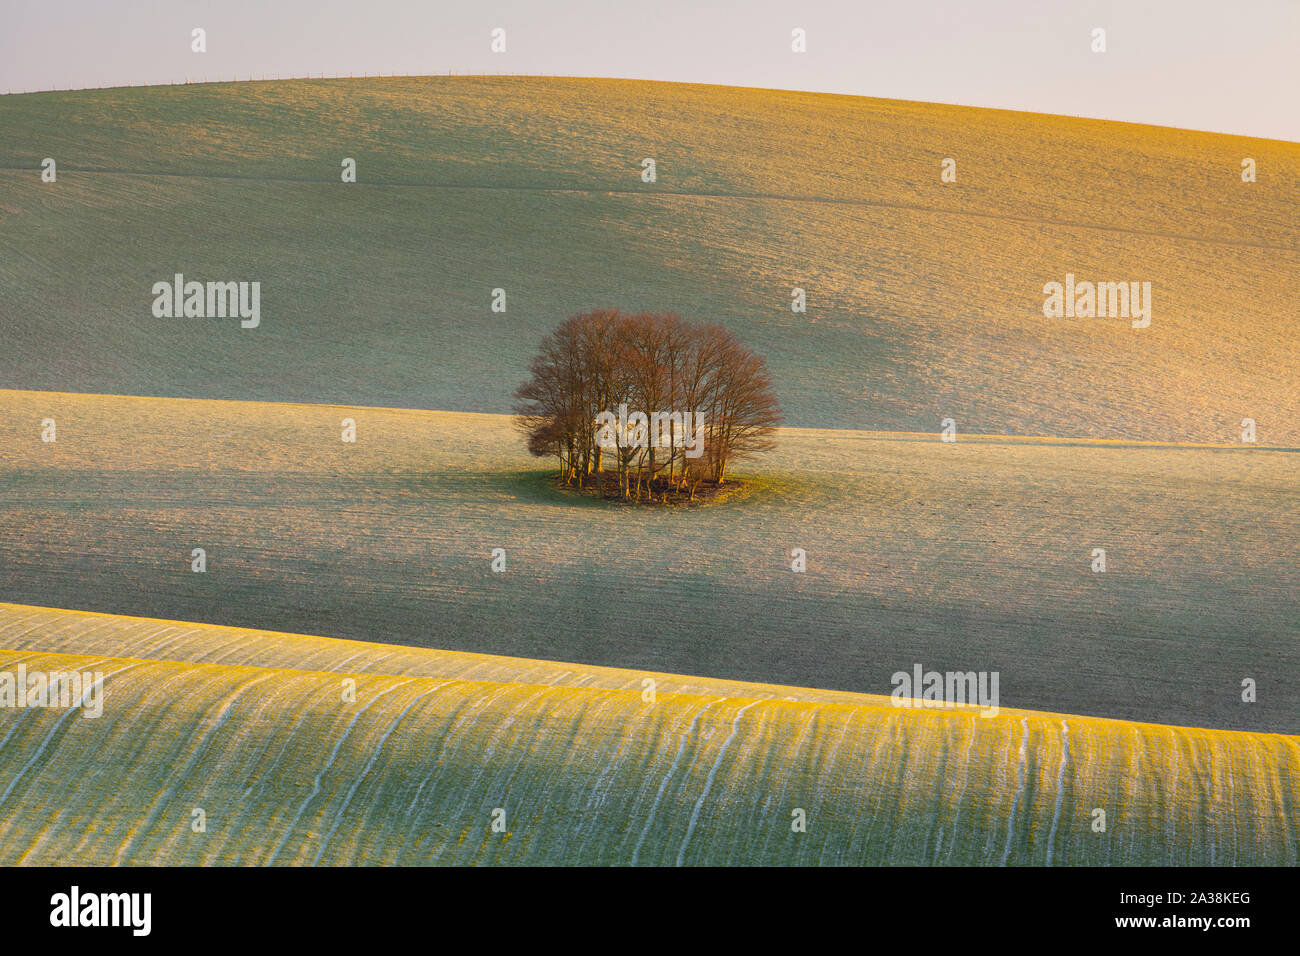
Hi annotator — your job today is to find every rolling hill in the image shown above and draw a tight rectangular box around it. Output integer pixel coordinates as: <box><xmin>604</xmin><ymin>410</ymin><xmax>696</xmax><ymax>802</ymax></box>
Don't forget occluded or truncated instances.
<box><xmin>0</xmin><ymin>78</ymin><xmax>1295</xmax><ymax>866</ymax></box>
<box><xmin>1</xmin><ymin>388</ymin><xmax>1295</xmax><ymax>733</ymax></box>
<box><xmin>0</xmin><ymin>604</ymin><xmax>1294</xmax><ymax>866</ymax></box>
<box><xmin>1</xmin><ymin>77</ymin><xmax>1297</xmax><ymax>441</ymax></box>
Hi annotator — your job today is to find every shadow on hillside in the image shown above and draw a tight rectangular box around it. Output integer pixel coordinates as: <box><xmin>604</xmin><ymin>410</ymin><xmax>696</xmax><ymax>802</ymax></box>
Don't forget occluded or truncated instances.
<box><xmin>386</xmin><ymin>468</ymin><xmax>867</xmax><ymax>511</ymax></box>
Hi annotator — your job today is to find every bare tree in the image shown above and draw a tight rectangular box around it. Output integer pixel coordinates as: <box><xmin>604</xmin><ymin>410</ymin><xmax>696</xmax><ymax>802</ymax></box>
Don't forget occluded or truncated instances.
<box><xmin>706</xmin><ymin>335</ymin><xmax>781</xmax><ymax>483</ymax></box>
<box><xmin>515</xmin><ymin>310</ymin><xmax>781</xmax><ymax>501</ymax></box>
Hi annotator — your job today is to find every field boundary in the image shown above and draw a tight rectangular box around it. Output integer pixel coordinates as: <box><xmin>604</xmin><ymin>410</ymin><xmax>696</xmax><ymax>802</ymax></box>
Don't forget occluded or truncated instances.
<box><xmin>3</xmin><ymin>164</ymin><xmax>1296</xmax><ymax>253</ymax></box>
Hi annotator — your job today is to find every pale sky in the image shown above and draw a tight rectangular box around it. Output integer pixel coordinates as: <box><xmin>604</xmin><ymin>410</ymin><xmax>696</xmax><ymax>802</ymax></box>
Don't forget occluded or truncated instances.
<box><xmin>2</xmin><ymin>0</ymin><xmax>1297</xmax><ymax>142</ymax></box>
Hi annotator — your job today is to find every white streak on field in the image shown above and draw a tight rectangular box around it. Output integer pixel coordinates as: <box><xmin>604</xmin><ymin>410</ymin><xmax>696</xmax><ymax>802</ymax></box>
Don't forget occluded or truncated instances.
<box><xmin>0</xmin><ymin>654</ymin><xmax>43</xmax><ymax>753</ymax></box>
<box><xmin>945</xmin><ymin>715</ymin><xmax>976</xmax><ymax>865</ymax></box>
<box><xmin>1223</xmin><ymin>738</ymin><xmax>1236</xmax><ymax>866</ymax></box>
<box><xmin>130</xmin><ymin>625</ymin><xmax>188</xmax><ymax>661</ymax></box>
<box><xmin>1123</xmin><ymin>726</ymin><xmax>1142</xmax><ymax>864</ymax></box>
<box><xmin>325</xmin><ymin>650</ymin><xmax>373</xmax><ymax>674</ymax></box>
<box><xmin>1045</xmin><ymin>719</ymin><xmax>1069</xmax><ymax>865</ymax></box>
<box><xmin>0</xmin><ymin>661</ymin><xmax>139</xmax><ymax>806</ymax></box>
<box><xmin>115</xmin><ymin>669</ymin><xmax>279</xmax><ymax>864</ymax></box>
<box><xmin>427</xmin><ymin>683</ymin><xmax>553</xmax><ymax>866</ymax></box>
<box><xmin>1166</xmin><ymin>727</ymin><xmax>1179</xmax><ymax>858</ymax></box>
<box><xmin>815</xmin><ymin>715</ymin><xmax>859</xmax><ymax>865</ymax></box>
<box><xmin>1283</xmin><ymin>736</ymin><xmax>1300</xmax><ymax>867</ymax></box>
<box><xmin>630</xmin><ymin>700</ymin><xmax>716</xmax><ymax>866</ymax></box>
<box><xmin>401</xmin><ymin>684</ymin><xmax>504</xmax><ymax>824</ymax></box>
<box><xmin>776</xmin><ymin>704</ymin><xmax>825</xmax><ymax>862</ymax></box>
<box><xmin>16</xmin><ymin>808</ymin><xmax>64</xmax><ymax>864</ymax></box>
<box><xmin>676</xmin><ymin>699</ymin><xmax>761</xmax><ymax>866</ymax></box>
<box><xmin>204</xmin><ymin>632</ymin><xmax>267</xmax><ymax>666</ymax></box>
<box><xmin>312</xmin><ymin>681</ymin><xmax>450</xmax><ymax>865</ymax></box>
<box><xmin>1190</xmin><ymin>729</ymin><xmax>1214</xmax><ymax>866</ymax></box>
<box><xmin>1000</xmin><ymin>717</ymin><xmax>1030</xmax><ymax>866</ymax></box>
<box><xmin>264</xmin><ymin>679</ymin><xmax>414</xmax><ymax>865</ymax></box>
<box><xmin>573</xmin><ymin>694</ymin><xmax>641</xmax><ymax>857</ymax></box>
<box><xmin>237</xmin><ymin>675</ymin><xmax>328</xmax><ymax>804</ymax></box>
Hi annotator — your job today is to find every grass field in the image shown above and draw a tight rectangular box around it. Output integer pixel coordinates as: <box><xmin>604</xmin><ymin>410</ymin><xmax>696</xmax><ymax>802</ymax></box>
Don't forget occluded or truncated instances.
<box><xmin>1</xmin><ymin>604</ymin><xmax>1295</xmax><ymax>866</ymax></box>
<box><xmin>1</xmin><ymin>77</ymin><xmax>1295</xmax><ymax>865</ymax></box>
<box><xmin>1</xmin><ymin>388</ymin><xmax>1295</xmax><ymax>734</ymax></box>
<box><xmin>1</xmin><ymin>77</ymin><xmax>1297</xmax><ymax>441</ymax></box>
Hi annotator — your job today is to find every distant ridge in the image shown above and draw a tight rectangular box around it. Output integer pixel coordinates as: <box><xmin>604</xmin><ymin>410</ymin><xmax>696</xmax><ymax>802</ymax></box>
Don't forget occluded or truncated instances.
<box><xmin>1</xmin><ymin>77</ymin><xmax>1296</xmax><ymax>441</ymax></box>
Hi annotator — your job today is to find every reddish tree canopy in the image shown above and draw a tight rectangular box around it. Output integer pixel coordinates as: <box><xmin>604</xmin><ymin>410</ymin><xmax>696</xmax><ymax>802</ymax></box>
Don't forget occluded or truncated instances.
<box><xmin>514</xmin><ymin>310</ymin><xmax>781</xmax><ymax>501</ymax></box>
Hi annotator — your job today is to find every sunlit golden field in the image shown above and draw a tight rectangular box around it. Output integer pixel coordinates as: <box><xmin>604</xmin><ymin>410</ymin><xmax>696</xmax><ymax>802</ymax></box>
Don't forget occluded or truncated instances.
<box><xmin>0</xmin><ymin>606</ymin><xmax>1295</xmax><ymax>866</ymax></box>
<box><xmin>1</xmin><ymin>389</ymin><xmax>1295</xmax><ymax>735</ymax></box>
<box><xmin>0</xmin><ymin>77</ymin><xmax>1296</xmax><ymax>440</ymax></box>
<box><xmin>1</xmin><ymin>77</ymin><xmax>1296</xmax><ymax>866</ymax></box>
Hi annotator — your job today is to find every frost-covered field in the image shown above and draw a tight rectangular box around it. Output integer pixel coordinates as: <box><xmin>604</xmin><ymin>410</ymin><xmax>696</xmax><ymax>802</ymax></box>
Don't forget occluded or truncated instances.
<box><xmin>1</xmin><ymin>77</ymin><xmax>1296</xmax><ymax>866</ymax></box>
<box><xmin>0</xmin><ymin>606</ymin><xmax>1294</xmax><ymax>866</ymax></box>
<box><xmin>1</xmin><ymin>78</ymin><xmax>1297</xmax><ymax>441</ymax></box>
<box><xmin>1</xmin><ymin>389</ymin><xmax>1295</xmax><ymax>733</ymax></box>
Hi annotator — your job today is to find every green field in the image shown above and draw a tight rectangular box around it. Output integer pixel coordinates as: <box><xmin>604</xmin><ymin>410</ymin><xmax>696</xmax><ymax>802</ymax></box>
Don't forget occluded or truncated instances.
<box><xmin>1</xmin><ymin>77</ymin><xmax>1297</xmax><ymax>440</ymax></box>
<box><xmin>1</xmin><ymin>78</ymin><xmax>1296</xmax><ymax>865</ymax></box>
<box><xmin>1</xmin><ymin>389</ymin><xmax>1295</xmax><ymax>734</ymax></box>
<box><xmin>1</xmin><ymin>604</ymin><xmax>1294</xmax><ymax>866</ymax></box>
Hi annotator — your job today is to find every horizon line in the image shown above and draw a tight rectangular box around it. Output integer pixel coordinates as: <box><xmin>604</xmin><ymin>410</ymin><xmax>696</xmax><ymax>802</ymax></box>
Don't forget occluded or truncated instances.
<box><xmin>4</xmin><ymin>72</ymin><xmax>1297</xmax><ymax>147</ymax></box>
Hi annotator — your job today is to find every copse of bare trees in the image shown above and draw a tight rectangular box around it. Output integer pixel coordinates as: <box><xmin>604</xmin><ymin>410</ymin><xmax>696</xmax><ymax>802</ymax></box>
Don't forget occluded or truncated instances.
<box><xmin>514</xmin><ymin>310</ymin><xmax>782</xmax><ymax>502</ymax></box>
